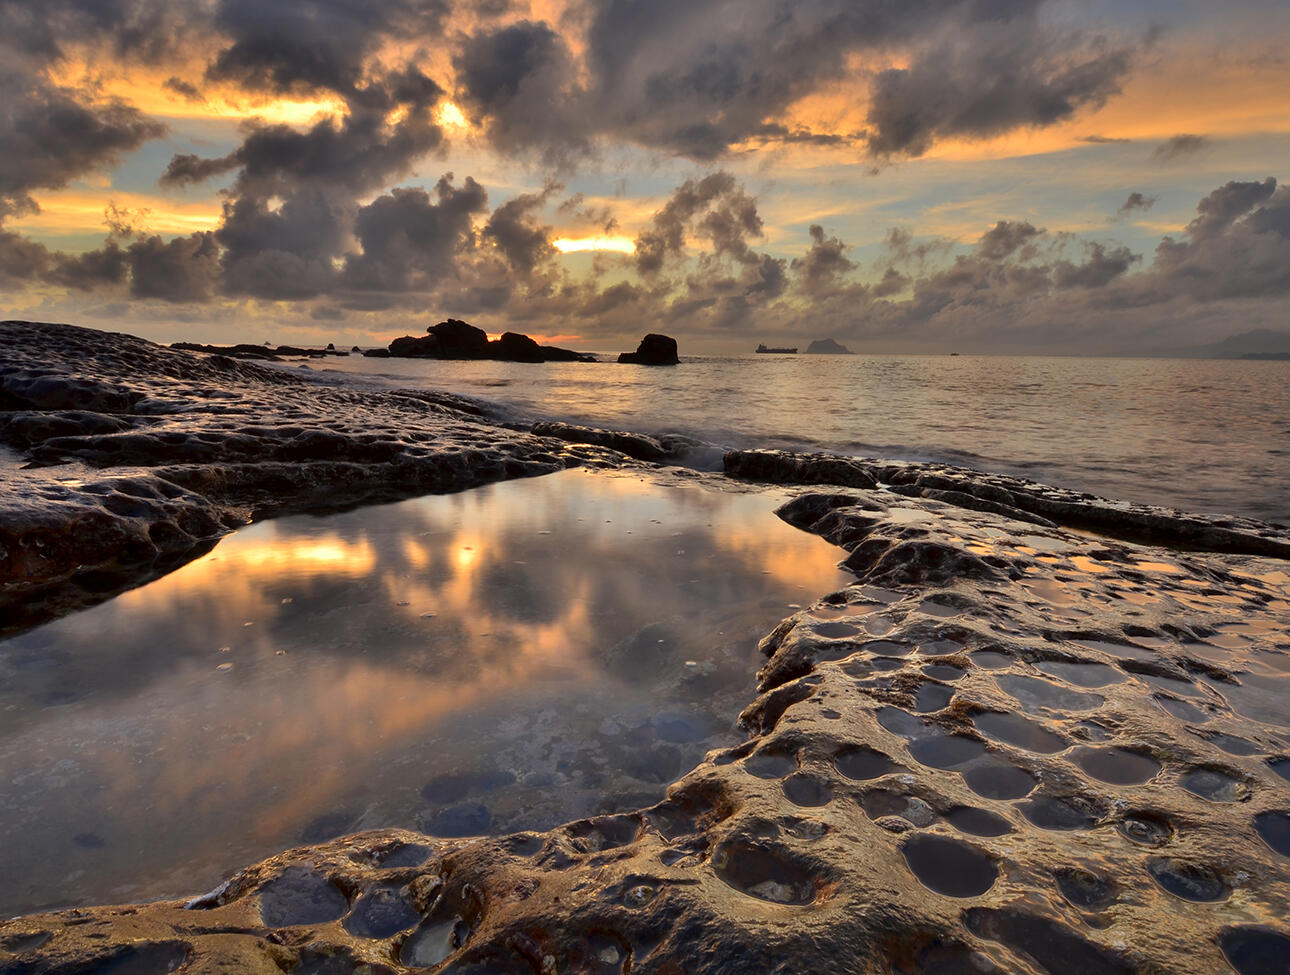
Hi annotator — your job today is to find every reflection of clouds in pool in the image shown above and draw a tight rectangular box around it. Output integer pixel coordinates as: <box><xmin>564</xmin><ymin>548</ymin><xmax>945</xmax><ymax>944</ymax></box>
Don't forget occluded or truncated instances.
<box><xmin>0</xmin><ymin>469</ymin><xmax>849</xmax><ymax>916</ymax></box>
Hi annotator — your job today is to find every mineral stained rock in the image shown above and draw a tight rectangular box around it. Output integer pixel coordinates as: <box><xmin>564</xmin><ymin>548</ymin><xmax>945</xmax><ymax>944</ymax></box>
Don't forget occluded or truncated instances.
<box><xmin>617</xmin><ymin>333</ymin><xmax>680</xmax><ymax>365</ymax></box>
<box><xmin>3</xmin><ymin>322</ymin><xmax>1290</xmax><ymax>975</ymax></box>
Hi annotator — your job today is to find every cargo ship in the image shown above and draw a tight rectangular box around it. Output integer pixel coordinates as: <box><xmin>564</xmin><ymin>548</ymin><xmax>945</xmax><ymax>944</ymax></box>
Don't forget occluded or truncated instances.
<box><xmin>755</xmin><ymin>344</ymin><xmax>798</xmax><ymax>354</ymax></box>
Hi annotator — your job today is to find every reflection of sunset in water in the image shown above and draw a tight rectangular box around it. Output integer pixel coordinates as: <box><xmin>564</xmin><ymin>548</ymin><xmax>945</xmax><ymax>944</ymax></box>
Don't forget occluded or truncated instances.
<box><xmin>0</xmin><ymin>470</ymin><xmax>849</xmax><ymax>916</ymax></box>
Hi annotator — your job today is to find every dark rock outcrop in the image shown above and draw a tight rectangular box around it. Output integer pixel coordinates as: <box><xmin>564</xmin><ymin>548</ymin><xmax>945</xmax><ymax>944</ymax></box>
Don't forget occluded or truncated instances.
<box><xmin>725</xmin><ymin>447</ymin><xmax>1290</xmax><ymax>559</ymax></box>
<box><xmin>805</xmin><ymin>338</ymin><xmax>853</xmax><ymax>355</ymax></box>
<box><xmin>618</xmin><ymin>333</ymin><xmax>679</xmax><ymax>365</ymax></box>
<box><xmin>426</xmin><ymin>318</ymin><xmax>491</xmax><ymax>358</ymax></box>
<box><xmin>383</xmin><ymin>319</ymin><xmax>595</xmax><ymax>362</ymax></box>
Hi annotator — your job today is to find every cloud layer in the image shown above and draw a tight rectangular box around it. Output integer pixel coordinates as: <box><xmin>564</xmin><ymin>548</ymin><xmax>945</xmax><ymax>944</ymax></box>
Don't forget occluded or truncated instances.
<box><xmin>0</xmin><ymin>1</ymin><xmax>1286</xmax><ymax>353</ymax></box>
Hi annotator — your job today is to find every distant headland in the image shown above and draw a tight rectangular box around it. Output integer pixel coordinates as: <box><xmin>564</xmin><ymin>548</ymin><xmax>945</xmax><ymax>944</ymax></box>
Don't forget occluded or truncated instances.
<box><xmin>804</xmin><ymin>338</ymin><xmax>854</xmax><ymax>355</ymax></box>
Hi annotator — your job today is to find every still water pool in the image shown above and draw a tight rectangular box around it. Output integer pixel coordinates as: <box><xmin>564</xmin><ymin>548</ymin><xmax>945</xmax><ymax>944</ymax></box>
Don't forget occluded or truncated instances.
<box><xmin>0</xmin><ymin>469</ymin><xmax>850</xmax><ymax>917</ymax></box>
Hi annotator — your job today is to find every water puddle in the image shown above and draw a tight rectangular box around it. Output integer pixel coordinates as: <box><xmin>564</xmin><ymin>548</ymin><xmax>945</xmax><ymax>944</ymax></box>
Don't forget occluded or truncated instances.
<box><xmin>0</xmin><ymin>469</ymin><xmax>850</xmax><ymax>916</ymax></box>
<box><xmin>900</xmin><ymin>834</ymin><xmax>997</xmax><ymax>898</ymax></box>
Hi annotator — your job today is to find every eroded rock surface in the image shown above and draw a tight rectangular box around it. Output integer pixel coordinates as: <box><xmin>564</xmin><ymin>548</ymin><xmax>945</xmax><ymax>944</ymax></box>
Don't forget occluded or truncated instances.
<box><xmin>6</xmin><ymin>485</ymin><xmax>1290</xmax><ymax>972</ymax></box>
<box><xmin>4</xmin><ymin>323</ymin><xmax>1290</xmax><ymax>974</ymax></box>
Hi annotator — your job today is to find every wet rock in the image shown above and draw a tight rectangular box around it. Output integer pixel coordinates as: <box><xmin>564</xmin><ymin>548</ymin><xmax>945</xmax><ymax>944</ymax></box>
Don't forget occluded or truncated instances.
<box><xmin>1146</xmin><ymin>858</ymin><xmax>1229</xmax><ymax>901</ymax></box>
<box><xmin>258</xmin><ymin>867</ymin><xmax>349</xmax><ymax>926</ymax></box>
<box><xmin>418</xmin><ymin>803</ymin><xmax>492</xmax><ymax>838</ymax></box>
<box><xmin>342</xmin><ymin>886</ymin><xmax>419</xmax><ymax>938</ymax></box>
<box><xmin>1219</xmin><ymin>927</ymin><xmax>1290</xmax><ymax>975</ymax></box>
<box><xmin>1054</xmin><ymin>867</ymin><xmax>1117</xmax><ymax>909</ymax></box>
<box><xmin>901</xmin><ymin>834</ymin><xmax>997</xmax><ymax>897</ymax></box>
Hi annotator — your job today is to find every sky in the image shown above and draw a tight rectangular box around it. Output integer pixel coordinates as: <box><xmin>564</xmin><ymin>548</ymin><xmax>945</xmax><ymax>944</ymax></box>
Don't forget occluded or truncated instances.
<box><xmin>1</xmin><ymin>0</ymin><xmax>1288</xmax><ymax>354</ymax></box>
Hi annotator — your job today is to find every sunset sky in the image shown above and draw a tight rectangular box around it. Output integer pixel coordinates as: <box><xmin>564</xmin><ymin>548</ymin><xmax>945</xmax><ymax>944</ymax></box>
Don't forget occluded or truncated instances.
<box><xmin>2</xmin><ymin>0</ymin><xmax>1288</xmax><ymax>353</ymax></box>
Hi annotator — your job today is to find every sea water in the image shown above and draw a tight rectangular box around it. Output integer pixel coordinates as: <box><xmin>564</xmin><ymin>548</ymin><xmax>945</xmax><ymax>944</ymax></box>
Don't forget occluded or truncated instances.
<box><xmin>312</xmin><ymin>353</ymin><xmax>1290</xmax><ymax>524</ymax></box>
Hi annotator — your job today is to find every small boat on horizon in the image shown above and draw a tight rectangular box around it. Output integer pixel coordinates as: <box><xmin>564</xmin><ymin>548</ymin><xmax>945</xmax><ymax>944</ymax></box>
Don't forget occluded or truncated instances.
<box><xmin>756</xmin><ymin>344</ymin><xmax>798</xmax><ymax>354</ymax></box>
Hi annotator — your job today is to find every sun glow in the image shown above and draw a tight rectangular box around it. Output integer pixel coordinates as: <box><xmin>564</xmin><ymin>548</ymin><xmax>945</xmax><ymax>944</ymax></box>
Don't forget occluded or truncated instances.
<box><xmin>7</xmin><ymin>191</ymin><xmax>222</xmax><ymax>236</ymax></box>
<box><xmin>436</xmin><ymin>101</ymin><xmax>469</xmax><ymax>130</ymax></box>
<box><xmin>552</xmin><ymin>236</ymin><xmax>636</xmax><ymax>255</ymax></box>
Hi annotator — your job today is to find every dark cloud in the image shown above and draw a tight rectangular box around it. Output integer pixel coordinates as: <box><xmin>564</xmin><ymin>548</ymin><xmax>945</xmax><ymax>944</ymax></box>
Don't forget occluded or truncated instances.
<box><xmin>557</xmin><ymin>193</ymin><xmax>617</xmax><ymax>234</ymax></box>
<box><xmin>341</xmin><ymin>176</ymin><xmax>489</xmax><ymax>297</ymax></box>
<box><xmin>0</xmin><ymin>72</ymin><xmax>166</xmax><ymax>218</ymax></box>
<box><xmin>1185</xmin><ymin>177</ymin><xmax>1276</xmax><ymax>239</ymax></box>
<box><xmin>792</xmin><ymin>225</ymin><xmax>856</xmax><ymax>293</ymax></box>
<box><xmin>1153</xmin><ymin>134</ymin><xmax>1210</xmax><ymax>162</ymax></box>
<box><xmin>883</xmin><ymin>227</ymin><xmax>955</xmax><ymax>268</ymax></box>
<box><xmin>439</xmin><ymin>0</ymin><xmax>1139</xmax><ymax>163</ymax></box>
<box><xmin>1052</xmin><ymin>242</ymin><xmax>1138</xmax><ymax>287</ymax></box>
<box><xmin>872</xmin><ymin>267</ymin><xmax>911</xmax><ymax>298</ymax></box>
<box><xmin>634</xmin><ymin>172</ymin><xmax>762</xmax><ymax>274</ymax></box>
<box><xmin>48</xmin><ymin>243</ymin><xmax>129</xmax><ymax>291</ymax></box>
<box><xmin>218</xmin><ymin>188</ymin><xmax>352</xmax><ymax>300</ymax></box>
<box><xmin>1080</xmin><ymin>134</ymin><xmax>1132</xmax><ymax>144</ymax></box>
<box><xmin>163</xmin><ymin>92</ymin><xmax>448</xmax><ymax>299</ymax></box>
<box><xmin>1117</xmin><ymin>191</ymin><xmax>1156</xmax><ymax>215</ymax></box>
<box><xmin>0</xmin><ymin>231</ymin><xmax>51</xmax><ymax>286</ymax></box>
<box><xmin>207</xmin><ymin>0</ymin><xmax>450</xmax><ymax>97</ymax></box>
<box><xmin>452</xmin><ymin>20</ymin><xmax>586</xmax><ymax>164</ymax></box>
<box><xmin>162</xmin><ymin>76</ymin><xmax>204</xmax><ymax>102</ymax></box>
<box><xmin>865</xmin><ymin>25</ymin><xmax>1132</xmax><ymax>157</ymax></box>
<box><xmin>128</xmin><ymin>233</ymin><xmax>221</xmax><ymax>302</ymax></box>
<box><xmin>1149</xmin><ymin>177</ymin><xmax>1290</xmax><ymax>301</ymax></box>
<box><xmin>483</xmin><ymin>186</ymin><xmax>558</xmax><ymax>275</ymax></box>
<box><xmin>160</xmin><ymin>153</ymin><xmax>240</xmax><ymax>188</ymax></box>
<box><xmin>977</xmin><ymin>220</ymin><xmax>1044</xmax><ymax>260</ymax></box>
<box><xmin>744</xmin><ymin>254</ymin><xmax>789</xmax><ymax>300</ymax></box>
<box><xmin>0</xmin><ymin>0</ymin><xmax>194</xmax><ymax>62</ymax></box>
<box><xmin>750</xmin><ymin>124</ymin><xmax>855</xmax><ymax>148</ymax></box>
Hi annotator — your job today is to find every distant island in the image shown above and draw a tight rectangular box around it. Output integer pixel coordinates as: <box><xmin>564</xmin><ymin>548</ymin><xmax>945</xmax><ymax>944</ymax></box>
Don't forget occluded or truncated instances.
<box><xmin>805</xmin><ymin>338</ymin><xmax>853</xmax><ymax>355</ymax></box>
<box><xmin>171</xmin><ymin>342</ymin><xmax>349</xmax><ymax>360</ymax></box>
<box><xmin>1176</xmin><ymin>328</ymin><xmax>1290</xmax><ymax>359</ymax></box>
<box><xmin>1242</xmin><ymin>352</ymin><xmax>1290</xmax><ymax>360</ymax></box>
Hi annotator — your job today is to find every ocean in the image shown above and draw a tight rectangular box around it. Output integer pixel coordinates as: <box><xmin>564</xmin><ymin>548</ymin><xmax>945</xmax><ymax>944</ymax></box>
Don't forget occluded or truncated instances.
<box><xmin>311</xmin><ymin>352</ymin><xmax>1290</xmax><ymax>524</ymax></box>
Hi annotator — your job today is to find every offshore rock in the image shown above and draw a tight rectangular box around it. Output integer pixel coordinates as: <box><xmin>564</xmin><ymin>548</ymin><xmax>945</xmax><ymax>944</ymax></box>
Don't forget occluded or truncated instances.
<box><xmin>618</xmin><ymin>333</ymin><xmax>680</xmax><ymax>365</ymax></box>
<box><xmin>425</xmin><ymin>318</ymin><xmax>490</xmax><ymax>358</ymax></box>
<box><xmin>384</xmin><ymin>320</ymin><xmax>595</xmax><ymax>362</ymax></box>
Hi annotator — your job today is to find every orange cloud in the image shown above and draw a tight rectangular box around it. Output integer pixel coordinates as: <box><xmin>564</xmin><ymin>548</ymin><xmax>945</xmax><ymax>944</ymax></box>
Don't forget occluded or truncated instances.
<box><xmin>7</xmin><ymin>190</ymin><xmax>222</xmax><ymax>238</ymax></box>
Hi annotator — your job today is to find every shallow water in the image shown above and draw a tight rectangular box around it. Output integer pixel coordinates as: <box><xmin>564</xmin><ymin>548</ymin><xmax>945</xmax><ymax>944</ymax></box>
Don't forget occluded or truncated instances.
<box><xmin>312</xmin><ymin>353</ymin><xmax>1290</xmax><ymax>522</ymax></box>
<box><xmin>0</xmin><ymin>469</ymin><xmax>849</xmax><ymax>917</ymax></box>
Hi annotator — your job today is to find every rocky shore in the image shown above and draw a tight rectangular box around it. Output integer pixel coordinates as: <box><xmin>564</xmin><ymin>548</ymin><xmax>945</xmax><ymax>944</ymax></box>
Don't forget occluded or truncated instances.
<box><xmin>2</xmin><ymin>321</ymin><xmax>1289</xmax><ymax>974</ymax></box>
